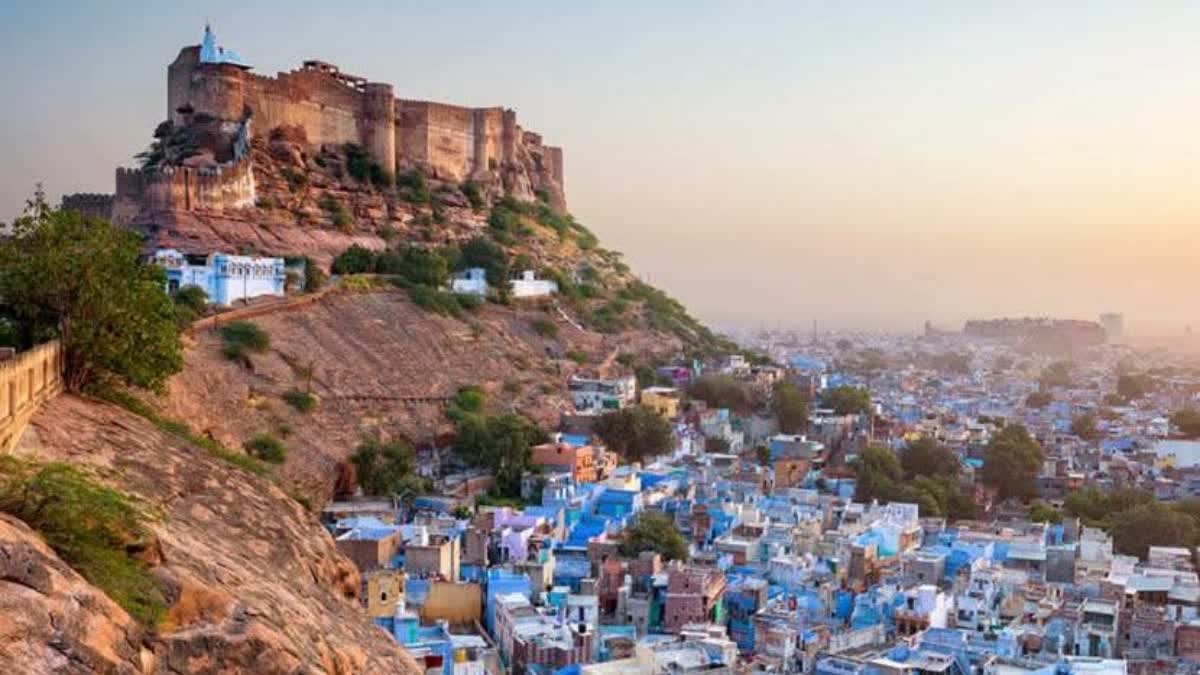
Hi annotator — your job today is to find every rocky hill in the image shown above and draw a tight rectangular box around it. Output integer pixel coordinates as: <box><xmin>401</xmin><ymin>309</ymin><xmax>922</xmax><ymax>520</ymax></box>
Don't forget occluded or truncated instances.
<box><xmin>125</xmin><ymin>123</ymin><xmax>736</xmax><ymax>500</ymax></box>
<box><xmin>8</xmin><ymin>394</ymin><xmax>423</xmax><ymax>674</ymax></box>
<box><xmin>15</xmin><ymin>91</ymin><xmax>739</xmax><ymax>673</ymax></box>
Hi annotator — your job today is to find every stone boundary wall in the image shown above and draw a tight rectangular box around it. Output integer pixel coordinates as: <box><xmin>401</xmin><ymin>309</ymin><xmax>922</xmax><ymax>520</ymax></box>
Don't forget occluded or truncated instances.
<box><xmin>0</xmin><ymin>341</ymin><xmax>64</xmax><ymax>453</ymax></box>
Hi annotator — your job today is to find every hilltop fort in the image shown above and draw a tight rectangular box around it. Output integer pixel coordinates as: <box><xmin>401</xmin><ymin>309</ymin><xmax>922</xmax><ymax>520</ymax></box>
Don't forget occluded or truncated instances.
<box><xmin>67</xmin><ymin>25</ymin><xmax>565</xmax><ymax>257</ymax></box>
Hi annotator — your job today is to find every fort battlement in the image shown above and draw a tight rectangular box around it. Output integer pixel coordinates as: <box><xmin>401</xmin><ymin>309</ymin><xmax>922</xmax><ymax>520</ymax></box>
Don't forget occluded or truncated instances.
<box><xmin>167</xmin><ymin>39</ymin><xmax>563</xmax><ymax>197</ymax></box>
<box><xmin>0</xmin><ymin>341</ymin><xmax>63</xmax><ymax>453</ymax></box>
<box><xmin>61</xmin><ymin>193</ymin><xmax>115</xmax><ymax>220</ymax></box>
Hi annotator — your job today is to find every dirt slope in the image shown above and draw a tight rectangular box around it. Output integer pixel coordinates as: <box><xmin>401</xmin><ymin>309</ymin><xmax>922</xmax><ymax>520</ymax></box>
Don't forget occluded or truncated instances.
<box><xmin>162</xmin><ymin>288</ymin><xmax>680</xmax><ymax>499</ymax></box>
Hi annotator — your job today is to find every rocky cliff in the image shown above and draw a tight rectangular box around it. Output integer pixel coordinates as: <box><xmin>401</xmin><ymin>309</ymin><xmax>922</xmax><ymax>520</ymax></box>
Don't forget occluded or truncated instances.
<box><xmin>7</xmin><ymin>395</ymin><xmax>423</xmax><ymax>674</ymax></box>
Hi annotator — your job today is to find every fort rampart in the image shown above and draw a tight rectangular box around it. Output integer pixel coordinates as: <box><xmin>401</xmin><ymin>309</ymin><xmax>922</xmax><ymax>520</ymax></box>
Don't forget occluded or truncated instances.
<box><xmin>0</xmin><ymin>341</ymin><xmax>64</xmax><ymax>453</ymax></box>
<box><xmin>167</xmin><ymin>46</ymin><xmax>563</xmax><ymax>189</ymax></box>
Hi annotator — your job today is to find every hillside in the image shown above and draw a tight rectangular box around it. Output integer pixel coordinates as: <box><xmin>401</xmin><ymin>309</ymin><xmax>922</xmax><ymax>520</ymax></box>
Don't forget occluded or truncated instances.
<box><xmin>8</xmin><ymin>394</ymin><xmax>423</xmax><ymax>674</ymax></box>
<box><xmin>162</xmin><ymin>288</ymin><xmax>681</xmax><ymax>500</ymax></box>
<box><xmin>127</xmin><ymin>123</ymin><xmax>736</xmax><ymax>500</ymax></box>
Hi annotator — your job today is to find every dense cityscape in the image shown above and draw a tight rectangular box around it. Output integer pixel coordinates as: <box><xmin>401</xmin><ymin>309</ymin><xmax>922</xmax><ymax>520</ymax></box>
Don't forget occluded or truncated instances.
<box><xmin>3</xmin><ymin>8</ymin><xmax>1200</xmax><ymax>675</ymax></box>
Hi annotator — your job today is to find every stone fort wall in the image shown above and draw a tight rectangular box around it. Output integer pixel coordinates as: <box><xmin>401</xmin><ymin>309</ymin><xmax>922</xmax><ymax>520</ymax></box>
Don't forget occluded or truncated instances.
<box><xmin>0</xmin><ymin>341</ymin><xmax>63</xmax><ymax>454</ymax></box>
<box><xmin>167</xmin><ymin>46</ymin><xmax>564</xmax><ymax>189</ymax></box>
<box><xmin>114</xmin><ymin>155</ymin><xmax>256</xmax><ymax>220</ymax></box>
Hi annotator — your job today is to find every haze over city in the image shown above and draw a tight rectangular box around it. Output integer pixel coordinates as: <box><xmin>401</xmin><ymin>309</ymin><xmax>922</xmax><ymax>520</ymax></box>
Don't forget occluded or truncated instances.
<box><xmin>4</xmin><ymin>1</ymin><xmax>1198</xmax><ymax>334</ymax></box>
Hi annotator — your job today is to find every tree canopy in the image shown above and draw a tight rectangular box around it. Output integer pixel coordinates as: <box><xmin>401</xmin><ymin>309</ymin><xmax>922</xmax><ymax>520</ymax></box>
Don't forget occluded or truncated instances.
<box><xmin>1171</xmin><ymin>409</ymin><xmax>1200</xmax><ymax>439</ymax></box>
<box><xmin>981</xmin><ymin>424</ymin><xmax>1044</xmax><ymax>501</ymax></box>
<box><xmin>455</xmin><ymin>412</ymin><xmax>548</xmax><ymax>498</ymax></box>
<box><xmin>593</xmin><ymin>405</ymin><xmax>674</xmax><ymax>463</ymax></box>
<box><xmin>0</xmin><ymin>198</ymin><xmax>181</xmax><ymax>392</ymax></box>
<box><xmin>350</xmin><ymin>437</ymin><xmax>428</xmax><ymax>498</ymax></box>
<box><xmin>619</xmin><ymin>510</ymin><xmax>688</xmax><ymax>562</ymax></box>
<box><xmin>822</xmin><ymin>385</ymin><xmax>872</xmax><ymax>416</ymax></box>
<box><xmin>1116</xmin><ymin>373</ymin><xmax>1153</xmax><ymax>401</ymax></box>
<box><xmin>900</xmin><ymin>436</ymin><xmax>959</xmax><ymax>480</ymax></box>
<box><xmin>772</xmin><ymin>380</ymin><xmax>809</xmax><ymax>434</ymax></box>
<box><xmin>1038</xmin><ymin>361</ymin><xmax>1074</xmax><ymax>389</ymax></box>
<box><xmin>1070</xmin><ymin>414</ymin><xmax>1101</xmax><ymax>442</ymax></box>
<box><xmin>688</xmin><ymin>375</ymin><xmax>752</xmax><ymax>414</ymax></box>
<box><xmin>850</xmin><ymin>446</ymin><xmax>902</xmax><ymax>503</ymax></box>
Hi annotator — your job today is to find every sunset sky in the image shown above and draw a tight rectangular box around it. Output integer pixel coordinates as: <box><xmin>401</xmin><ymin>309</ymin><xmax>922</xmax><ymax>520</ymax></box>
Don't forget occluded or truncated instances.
<box><xmin>3</xmin><ymin>2</ymin><xmax>1198</xmax><ymax>334</ymax></box>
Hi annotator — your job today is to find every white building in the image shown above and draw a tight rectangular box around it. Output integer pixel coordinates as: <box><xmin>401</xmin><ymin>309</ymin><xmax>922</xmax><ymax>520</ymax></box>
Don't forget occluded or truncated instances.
<box><xmin>510</xmin><ymin>270</ymin><xmax>558</xmax><ymax>298</ymax></box>
<box><xmin>451</xmin><ymin>267</ymin><xmax>489</xmax><ymax>296</ymax></box>
<box><xmin>153</xmin><ymin>248</ymin><xmax>285</xmax><ymax>306</ymax></box>
<box><xmin>569</xmin><ymin>375</ymin><xmax>637</xmax><ymax>413</ymax></box>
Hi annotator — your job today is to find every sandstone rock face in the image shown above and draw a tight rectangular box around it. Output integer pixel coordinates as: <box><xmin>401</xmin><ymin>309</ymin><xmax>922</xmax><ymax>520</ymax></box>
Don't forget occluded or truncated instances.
<box><xmin>162</xmin><ymin>290</ymin><xmax>680</xmax><ymax>501</ymax></box>
<box><xmin>16</xmin><ymin>395</ymin><xmax>424</xmax><ymax>675</ymax></box>
<box><xmin>0</xmin><ymin>514</ymin><xmax>147</xmax><ymax>674</ymax></box>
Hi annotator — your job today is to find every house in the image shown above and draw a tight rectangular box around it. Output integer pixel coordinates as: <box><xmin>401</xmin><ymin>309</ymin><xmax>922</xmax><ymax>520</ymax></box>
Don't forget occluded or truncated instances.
<box><xmin>640</xmin><ymin>386</ymin><xmax>681</xmax><ymax>419</ymax></box>
<box><xmin>153</xmin><ymin>248</ymin><xmax>286</xmax><ymax>306</ymax></box>
<box><xmin>510</xmin><ymin>270</ymin><xmax>558</xmax><ymax>298</ymax></box>
<box><xmin>569</xmin><ymin>375</ymin><xmax>638</xmax><ymax>413</ymax></box>
<box><xmin>335</xmin><ymin>525</ymin><xmax>400</xmax><ymax>572</ymax></box>
<box><xmin>530</xmin><ymin>442</ymin><xmax>618</xmax><ymax>484</ymax></box>
<box><xmin>450</xmin><ymin>267</ymin><xmax>489</xmax><ymax>296</ymax></box>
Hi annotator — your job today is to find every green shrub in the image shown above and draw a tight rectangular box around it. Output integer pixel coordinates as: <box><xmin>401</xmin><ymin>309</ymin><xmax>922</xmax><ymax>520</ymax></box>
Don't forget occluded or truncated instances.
<box><xmin>221</xmin><ymin>321</ymin><xmax>270</xmax><ymax>360</ymax></box>
<box><xmin>244</xmin><ymin>433</ymin><xmax>287</xmax><ymax>463</ymax></box>
<box><xmin>331</xmin><ymin>245</ymin><xmax>377</xmax><ymax>275</ymax></box>
<box><xmin>0</xmin><ymin>458</ymin><xmax>166</xmax><ymax>626</ymax></box>
<box><xmin>454</xmin><ymin>386</ymin><xmax>487</xmax><ymax>414</ymax></box>
<box><xmin>567</xmin><ymin>350</ymin><xmax>588</xmax><ymax>364</ymax></box>
<box><xmin>398</xmin><ymin>169</ymin><xmax>432</xmax><ymax>203</ymax></box>
<box><xmin>488</xmin><ymin>206</ymin><xmax>521</xmax><ymax>233</ymax></box>
<box><xmin>171</xmin><ymin>285</ymin><xmax>209</xmax><ymax>327</ymax></box>
<box><xmin>319</xmin><ymin>194</ymin><xmax>354</xmax><ymax>231</ymax></box>
<box><xmin>408</xmin><ymin>285</ymin><xmax>463</xmax><ymax>317</ymax></box>
<box><xmin>302</xmin><ymin>256</ymin><xmax>326</xmax><ymax>292</ymax></box>
<box><xmin>530</xmin><ymin>318</ymin><xmax>558</xmax><ymax>338</ymax></box>
<box><xmin>344</xmin><ymin>144</ymin><xmax>393</xmax><ymax>189</ymax></box>
<box><xmin>462</xmin><ymin>181</ymin><xmax>486</xmax><ymax>209</ymax></box>
<box><xmin>283</xmin><ymin>389</ymin><xmax>317</xmax><ymax>413</ymax></box>
<box><xmin>256</xmin><ymin>195</ymin><xmax>276</xmax><ymax>209</ymax></box>
<box><xmin>280</xmin><ymin>166</ymin><xmax>307</xmax><ymax>192</ymax></box>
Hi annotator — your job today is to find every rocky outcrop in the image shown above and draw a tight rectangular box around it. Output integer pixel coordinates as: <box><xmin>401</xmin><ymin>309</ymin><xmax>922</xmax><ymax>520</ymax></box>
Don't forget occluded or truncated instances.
<box><xmin>0</xmin><ymin>514</ymin><xmax>148</xmax><ymax>674</ymax></box>
<box><xmin>14</xmin><ymin>395</ymin><xmax>424</xmax><ymax>674</ymax></box>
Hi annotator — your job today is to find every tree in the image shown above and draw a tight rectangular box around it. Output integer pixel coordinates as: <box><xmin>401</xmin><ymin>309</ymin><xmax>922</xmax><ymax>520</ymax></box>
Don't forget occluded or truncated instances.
<box><xmin>850</xmin><ymin>446</ymin><xmax>902</xmax><ymax>503</ymax></box>
<box><xmin>350</xmin><ymin>436</ymin><xmax>422</xmax><ymax>497</ymax></box>
<box><xmin>0</xmin><ymin>201</ymin><xmax>182</xmax><ymax>392</ymax></box>
<box><xmin>1029</xmin><ymin>501</ymin><xmax>1063</xmax><ymax>524</ymax></box>
<box><xmin>454</xmin><ymin>413</ymin><xmax>547</xmax><ymax>498</ymax></box>
<box><xmin>1117</xmin><ymin>374</ymin><xmax>1153</xmax><ymax>401</ymax></box>
<box><xmin>981</xmin><ymin>424</ymin><xmax>1043</xmax><ymax>501</ymax></box>
<box><xmin>823</xmin><ymin>385</ymin><xmax>872</xmax><ymax>416</ymax></box>
<box><xmin>331</xmin><ymin>245</ymin><xmax>376</xmax><ymax>274</ymax></box>
<box><xmin>900</xmin><ymin>436</ymin><xmax>959</xmax><ymax>480</ymax></box>
<box><xmin>1038</xmin><ymin>361</ymin><xmax>1073</xmax><ymax>389</ymax></box>
<box><xmin>772</xmin><ymin>381</ymin><xmax>809</xmax><ymax>434</ymax></box>
<box><xmin>755</xmin><ymin>445</ymin><xmax>771</xmax><ymax>467</ymax></box>
<box><xmin>170</xmin><ymin>286</ymin><xmax>209</xmax><ymax>327</ymax></box>
<box><xmin>1110</xmin><ymin>502</ymin><xmax>1198</xmax><ymax>560</ymax></box>
<box><xmin>1171</xmin><ymin>409</ymin><xmax>1200</xmax><ymax>439</ymax></box>
<box><xmin>619</xmin><ymin>510</ymin><xmax>688</xmax><ymax>562</ymax></box>
<box><xmin>1025</xmin><ymin>391</ymin><xmax>1053</xmax><ymax>408</ymax></box>
<box><xmin>688</xmin><ymin>375</ymin><xmax>751</xmax><ymax>414</ymax></box>
<box><xmin>593</xmin><ymin>406</ymin><xmax>674</xmax><ymax>463</ymax></box>
<box><xmin>1070</xmin><ymin>414</ymin><xmax>1101</xmax><ymax>442</ymax></box>
<box><xmin>457</xmin><ymin>236</ymin><xmax>509</xmax><ymax>288</ymax></box>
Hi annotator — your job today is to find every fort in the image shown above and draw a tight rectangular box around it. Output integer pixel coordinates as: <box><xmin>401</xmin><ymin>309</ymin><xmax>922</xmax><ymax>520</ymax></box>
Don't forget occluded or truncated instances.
<box><xmin>69</xmin><ymin>25</ymin><xmax>565</xmax><ymax>244</ymax></box>
<box><xmin>66</xmin><ymin>25</ymin><xmax>566</xmax><ymax>249</ymax></box>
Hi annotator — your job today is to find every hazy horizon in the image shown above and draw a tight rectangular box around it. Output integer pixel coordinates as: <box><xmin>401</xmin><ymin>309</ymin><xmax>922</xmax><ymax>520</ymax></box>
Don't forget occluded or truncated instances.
<box><xmin>4</xmin><ymin>2</ymin><xmax>1198</xmax><ymax>336</ymax></box>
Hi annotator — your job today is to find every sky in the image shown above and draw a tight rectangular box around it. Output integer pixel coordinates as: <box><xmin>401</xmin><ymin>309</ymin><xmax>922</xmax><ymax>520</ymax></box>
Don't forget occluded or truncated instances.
<box><xmin>3</xmin><ymin>2</ymin><xmax>1199</xmax><ymax>335</ymax></box>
